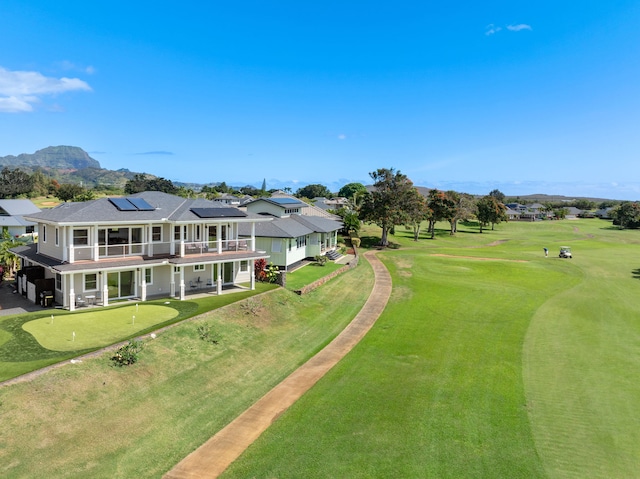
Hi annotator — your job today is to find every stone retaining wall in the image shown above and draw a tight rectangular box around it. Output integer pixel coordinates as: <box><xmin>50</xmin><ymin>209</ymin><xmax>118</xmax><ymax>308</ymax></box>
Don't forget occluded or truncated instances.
<box><xmin>294</xmin><ymin>248</ymin><xmax>359</xmax><ymax>295</ymax></box>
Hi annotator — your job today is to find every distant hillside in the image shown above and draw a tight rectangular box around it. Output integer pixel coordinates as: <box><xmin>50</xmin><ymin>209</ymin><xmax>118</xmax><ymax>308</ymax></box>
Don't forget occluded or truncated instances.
<box><xmin>0</xmin><ymin>146</ymin><xmax>101</xmax><ymax>170</ymax></box>
<box><xmin>0</xmin><ymin>146</ymin><xmax>143</xmax><ymax>189</ymax></box>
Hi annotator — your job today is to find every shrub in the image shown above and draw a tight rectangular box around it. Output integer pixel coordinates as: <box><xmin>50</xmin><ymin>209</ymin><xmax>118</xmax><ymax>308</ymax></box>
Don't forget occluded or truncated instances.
<box><xmin>196</xmin><ymin>323</ymin><xmax>219</xmax><ymax>344</ymax></box>
<box><xmin>255</xmin><ymin>258</ymin><xmax>267</xmax><ymax>282</ymax></box>
<box><xmin>111</xmin><ymin>340</ymin><xmax>144</xmax><ymax>367</ymax></box>
<box><xmin>351</xmin><ymin>237</ymin><xmax>361</xmax><ymax>248</ymax></box>
<box><xmin>315</xmin><ymin>255</ymin><xmax>328</xmax><ymax>266</ymax></box>
<box><xmin>265</xmin><ymin>262</ymin><xmax>279</xmax><ymax>283</ymax></box>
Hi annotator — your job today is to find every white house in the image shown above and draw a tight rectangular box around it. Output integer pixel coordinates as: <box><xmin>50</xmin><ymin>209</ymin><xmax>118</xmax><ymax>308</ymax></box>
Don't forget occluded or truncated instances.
<box><xmin>240</xmin><ymin>197</ymin><xmax>342</xmax><ymax>270</ymax></box>
<box><xmin>11</xmin><ymin>191</ymin><xmax>272</xmax><ymax>310</ymax></box>
<box><xmin>0</xmin><ymin>199</ymin><xmax>40</xmax><ymax>239</ymax></box>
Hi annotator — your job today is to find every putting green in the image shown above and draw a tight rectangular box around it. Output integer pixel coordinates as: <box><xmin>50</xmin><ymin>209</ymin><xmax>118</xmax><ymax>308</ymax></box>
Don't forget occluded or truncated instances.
<box><xmin>22</xmin><ymin>304</ymin><xmax>179</xmax><ymax>351</ymax></box>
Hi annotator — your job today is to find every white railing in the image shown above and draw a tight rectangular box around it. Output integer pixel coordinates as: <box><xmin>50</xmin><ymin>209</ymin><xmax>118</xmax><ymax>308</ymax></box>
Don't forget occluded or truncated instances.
<box><xmin>68</xmin><ymin>238</ymin><xmax>254</xmax><ymax>262</ymax></box>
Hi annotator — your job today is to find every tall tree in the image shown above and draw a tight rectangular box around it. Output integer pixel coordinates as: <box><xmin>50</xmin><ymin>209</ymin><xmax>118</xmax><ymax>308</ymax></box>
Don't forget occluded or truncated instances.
<box><xmin>488</xmin><ymin>189</ymin><xmax>506</xmax><ymax>203</ymax></box>
<box><xmin>426</xmin><ymin>189</ymin><xmax>456</xmax><ymax>239</ymax></box>
<box><xmin>404</xmin><ymin>188</ymin><xmax>429</xmax><ymax>241</ymax></box>
<box><xmin>360</xmin><ymin>168</ymin><xmax>415</xmax><ymax>246</ymax></box>
<box><xmin>476</xmin><ymin>195</ymin><xmax>507</xmax><ymax>233</ymax></box>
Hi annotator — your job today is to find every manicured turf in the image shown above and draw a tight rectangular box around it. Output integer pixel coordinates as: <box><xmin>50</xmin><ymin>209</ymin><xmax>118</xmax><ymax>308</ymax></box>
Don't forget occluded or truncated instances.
<box><xmin>285</xmin><ymin>260</ymin><xmax>344</xmax><ymax>291</ymax></box>
<box><xmin>0</xmin><ymin>284</ymin><xmax>277</xmax><ymax>382</ymax></box>
<box><xmin>23</xmin><ymin>304</ymin><xmax>179</xmax><ymax>351</ymax></box>
<box><xmin>224</xmin><ymin>219</ymin><xmax>640</xmax><ymax>478</ymax></box>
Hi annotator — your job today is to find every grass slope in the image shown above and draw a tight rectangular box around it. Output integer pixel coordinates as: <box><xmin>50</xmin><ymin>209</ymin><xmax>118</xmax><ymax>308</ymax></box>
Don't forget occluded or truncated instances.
<box><xmin>0</xmin><ymin>260</ymin><xmax>374</xmax><ymax>478</ymax></box>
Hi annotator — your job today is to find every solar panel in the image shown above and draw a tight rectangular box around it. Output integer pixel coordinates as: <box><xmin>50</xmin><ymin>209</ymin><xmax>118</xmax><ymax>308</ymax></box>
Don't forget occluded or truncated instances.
<box><xmin>191</xmin><ymin>207</ymin><xmax>247</xmax><ymax>218</ymax></box>
<box><xmin>109</xmin><ymin>197</ymin><xmax>137</xmax><ymax>211</ymax></box>
<box><xmin>269</xmin><ymin>198</ymin><xmax>301</xmax><ymax>205</ymax></box>
<box><xmin>127</xmin><ymin>197</ymin><xmax>155</xmax><ymax>211</ymax></box>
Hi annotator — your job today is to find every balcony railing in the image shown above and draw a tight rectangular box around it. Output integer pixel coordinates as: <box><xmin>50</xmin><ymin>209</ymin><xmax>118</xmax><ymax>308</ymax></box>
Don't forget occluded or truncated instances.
<box><xmin>67</xmin><ymin>238</ymin><xmax>253</xmax><ymax>263</ymax></box>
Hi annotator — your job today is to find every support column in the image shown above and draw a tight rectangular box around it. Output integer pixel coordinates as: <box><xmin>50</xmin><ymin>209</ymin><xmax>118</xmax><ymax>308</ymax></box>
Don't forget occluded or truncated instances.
<box><xmin>250</xmin><ymin>259</ymin><xmax>255</xmax><ymax>290</ymax></box>
<box><xmin>103</xmin><ymin>282</ymin><xmax>109</xmax><ymax>307</ymax></box>
<box><xmin>251</xmin><ymin>223</ymin><xmax>256</xmax><ymax>251</ymax></box>
<box><xmin>217</xmin><ymin>263</ymin><xmax>223</xmax><ymax>295</ymax></box>
<box><xmin>179</xmin><ymin>267</ymin><xmax>185</xmax><ymax>300</ymax></box>
<box><xmin>69</xmin><ymin>273</ymin><xmax>75</xmax><ymax>311</ymax></box>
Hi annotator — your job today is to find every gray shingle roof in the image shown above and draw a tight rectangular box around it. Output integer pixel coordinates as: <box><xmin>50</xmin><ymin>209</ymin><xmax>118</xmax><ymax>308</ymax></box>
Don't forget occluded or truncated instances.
<box><xmin>23</xmin><ymin>191</ymin><xmax>270</xmax><ymax>224</ymax></box>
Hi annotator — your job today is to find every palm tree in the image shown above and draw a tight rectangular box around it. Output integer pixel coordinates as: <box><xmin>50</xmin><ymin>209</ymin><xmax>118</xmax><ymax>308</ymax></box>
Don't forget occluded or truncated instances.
<box><xmin>0</xmin><ymin>230</ymin><xmax>27</xmax><ymax>279</ymax></box>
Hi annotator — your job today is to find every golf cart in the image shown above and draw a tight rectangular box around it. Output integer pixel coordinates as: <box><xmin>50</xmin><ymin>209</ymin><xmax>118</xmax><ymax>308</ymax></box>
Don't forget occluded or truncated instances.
<box><xmin>559</xmin><ymin>246</ymin><xmax>572</xmax><ymax>259</ymax></box>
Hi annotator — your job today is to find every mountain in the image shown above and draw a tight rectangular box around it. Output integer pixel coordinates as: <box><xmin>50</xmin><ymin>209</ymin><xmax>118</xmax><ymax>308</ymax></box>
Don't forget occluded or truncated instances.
<box><xmin>0</xmin><ymin>146</ymin><xmax>101</xmax><ymax>170</ymax></box>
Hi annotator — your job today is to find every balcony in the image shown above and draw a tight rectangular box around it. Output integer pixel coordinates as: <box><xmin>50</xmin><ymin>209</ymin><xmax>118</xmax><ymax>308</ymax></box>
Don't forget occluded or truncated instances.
<box><xmin>67</xmin><ymin>238</ymin><xmax>254</xmax><ymax>263</ymax></box>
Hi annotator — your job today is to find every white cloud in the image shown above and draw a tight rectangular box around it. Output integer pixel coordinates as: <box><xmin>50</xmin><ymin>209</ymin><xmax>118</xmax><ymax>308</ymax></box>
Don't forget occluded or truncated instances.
<box><xmin>0</xmin><ymin>66</ymin><xmax>91</xmax><ymax>113</ymax></box>
<box><xmin>485</xmin><ymin>24</ymin><xmax>502</xmax><ymax>36</ymax></box>
<box><xmin>507</xmin><ymin>24</ymin><xmax>532</xmax><ymax>32</ymax></box>
<box><xmin>338</xmin><ymin>134</ymin><xmax>347</xmax><ymax>140</ymax></box>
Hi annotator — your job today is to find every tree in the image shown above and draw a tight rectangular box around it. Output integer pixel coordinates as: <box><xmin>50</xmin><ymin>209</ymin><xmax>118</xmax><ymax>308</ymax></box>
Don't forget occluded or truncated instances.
<box><xmin>488</xmin><ymin>189</ymin><xmax>506</xmax><ymax>203</ymax></box>
<box><xmin>426</xmin><ymin>190</ymin><xmax>456</xmax><ymax>239</ymax></box>
<box><xmin>124</xmin><ymin>174</ymin><xmax>177</xmax><ymax>195</ymax></box>
<box><xmin>359</xmin><ymin>168</ymin><xmax>416</xmax><ymax>246</ymax></box>
<box><xmin>296</xmin><ymin>184</ymin><xmax>332</xmax><ymax>199</ymax></box>
<box><xmin>0</xmin><ymin>230</ymin><xmax>27</xmax><ymax>277</ymax></box>
<box><xmin>260</xmin><ymin>178</ymin><xmax>267</xmax><ymax>196</ymax></box>
<box><xmin>0</xmin><ymin>168</ymin><xmax>33</xmax><ymax>198</ymax></box>
<box><xmin>403</xmin><ymin>188</ymin><xmax>429</xmax><ymax>241</ymax></box>
<box><xmin>476</xmin><ymin>195</ymin><xmax>507</xmax><ymax>232</ymax></box>
<box><xmin>338</xmin><ymin>182</ymin><xmax>367</xmax><ymax>200</ymax></box>
<box><xmin>611</xmin><ymin>202</ymin><xmax>640</xmax><ymax>229</ymax></box>
<box><xmin>335</xmin><ymin>207</ymin><xmax>361</xmax><ymax>235</ymax></box>
<box><xmin>447</xmin><ymin>192</ymin><xmax>475</xmax><ymax>234</ymax></box>
<box><xmin>56</xmin><ymin>183</ymin><xmax>86</xmax><ymax>202</ymax></box>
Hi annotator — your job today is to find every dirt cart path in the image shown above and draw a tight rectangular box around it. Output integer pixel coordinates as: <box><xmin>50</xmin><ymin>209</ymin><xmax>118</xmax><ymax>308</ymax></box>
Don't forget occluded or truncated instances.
<box><xmin>164</xmin><ymin>250</ymin><xmax>392</xmax><ymax>479</ymax></box>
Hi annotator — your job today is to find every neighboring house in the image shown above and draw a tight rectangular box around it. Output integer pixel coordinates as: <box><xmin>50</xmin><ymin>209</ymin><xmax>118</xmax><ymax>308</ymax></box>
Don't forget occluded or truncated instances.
<box><xmin>213</xmin><ymin>193</ymin><xmax>242</xmax><ymax>205</ymax></box>
<box><xmin>270</xmin><ymin>192</ymin><xmax>340</xmax><ymax>220</ymax></box>
<box><xmin>594</xmin><ymin>207</ymin><xmax>613</xmax><ymax>219</ymax></box>
<box><xmin>11</xmin><ymin>191</ymin><xmax>272</xmax><ymax>310</ymax></box>
<box><xmin>0</xmin><ymin>199</ymin><xmax>40</xmax><ymax>239</ymax></box>
<box><xmin>240</xmin><ymin>197</ymin><xmax>342</xmax><ymax>270</ymax></box>
<box><xmin>312</xmin><ymin>197</ymin><xmax>349</xmax><ymax>212</ymax></box>
<box><xmin>504</xmin><ymin>208</ymin><xmax>521</xmax><ymax>220</ymax></box>
<box><xmin>564</xmin><ymin>206</ymin><xmax>584</xmax><ymax>219</ymax></box>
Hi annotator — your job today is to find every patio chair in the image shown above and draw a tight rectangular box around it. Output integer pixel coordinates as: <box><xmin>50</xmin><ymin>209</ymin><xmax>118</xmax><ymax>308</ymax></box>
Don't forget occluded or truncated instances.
<box><xmin>189</xmin><ymin>281</ymin><xmax>197</xmax><ymax>290</ymax></box>
<box><xmin>76</xmin><ymin>295</ymin><xmax>86</xmax><ymax>307</ymax></box>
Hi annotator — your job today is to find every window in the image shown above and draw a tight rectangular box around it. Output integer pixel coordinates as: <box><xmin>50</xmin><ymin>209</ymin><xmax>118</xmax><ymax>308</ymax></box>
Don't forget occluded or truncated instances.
<box><xmin>144</xmin><ymin>268</ymin><xmax>153</xmax><ymax>285</ymax></box>
<box><xmin>240</xmin><ymin>260</ymin><xmax>248</xmax><ymax>272</ymax></box>
<box><xmin>42</xmin><ymin>225</ymin><xmax>47</xmax><ymax>243</ymax></box>
<box><xmin>152</xmin><ymin>226</ymin><xmax>162</xmax><ymax>242</ymax></box>
<box><xmin>55</xmin><ymin>227</ymin><xmax>59</xmax><ymax>246</ymax></box>
<box><xmin>55</xmin><ymin>273</ymin><xmax>62</xmax><ymax>291</ymax></box>
<box><xmin>73</xmin><ymin>228</ymin><xmax>89</xmax><ymax>246</ymax></box>
<box><xmin>296</xmin><ymin>235</ymin><xmax>307</xmax><ymax>248</ymax></box>
<box><xmin>194</xmin><ymin>264</ymin><xmax>205</xmax><ymax>271</ymax></box>
<box><xmin>285</xmin><ymin>208</ymin><xmax>300</xmax><ymax>214</ymax></box>
<box><xmin>174</xmin><ymin>226</ymin><xmax>182</xmax><ymax>240</ymax></box>
<box><xmin>26</xmin><ymin>225</ymin><xmax>34</xmax><ymax>234</ymax></box>
<box><xmin>271</xmin><ymin>239</ymin><xmax>282</xmax><ymax>253</ymax></box>
<box><xmin>195</xmin><ymin>224</ymin><xmax>201</xmax><ymax>241</ymax></box>
<box><xmin>84</xmin><ymin>273</ymin><xmax>97</xmax><ymax>291</ymax></box>
<box><xmin>174</xmin><ymin>266</ymin><xmax>180</xmax><ymax>273</ymax></box>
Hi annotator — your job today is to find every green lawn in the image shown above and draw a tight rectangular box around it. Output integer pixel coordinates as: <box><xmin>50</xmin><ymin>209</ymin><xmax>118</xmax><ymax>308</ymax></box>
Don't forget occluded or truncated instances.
<box><xmin>285</xmin><ymin>260</ymin><xmax>345</xmax><ymax>291</ymax></box>
<box><xmin>0</xmin><ymin>262</ymin><xmax>374</xmax><ymax>478</ymax></box>
<box><xmin>223</xmin><ymin>219</ymin><xmax>640</xmax><ymax>478</ymax></box>
<box><xmin>0</xmin><ymin>285</ymin><xmax>277</xmax><ymax>382</ymax></box>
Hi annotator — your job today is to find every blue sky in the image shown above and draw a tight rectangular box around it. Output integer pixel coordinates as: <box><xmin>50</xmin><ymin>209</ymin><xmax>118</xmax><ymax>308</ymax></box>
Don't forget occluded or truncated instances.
<box><xmin>1</xmin><ymin>1</ymin><xmax>639</xmax><ymax>199</ymax></box>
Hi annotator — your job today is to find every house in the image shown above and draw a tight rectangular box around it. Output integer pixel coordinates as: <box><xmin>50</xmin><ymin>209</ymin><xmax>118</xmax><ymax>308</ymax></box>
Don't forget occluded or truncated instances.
<box><xmin>10</xmin><ymin>191</ymin><xmax>272</xmax><ymax>310</ymax></box>
<box><xmin>240</xmin><ymin>197</ymin><xmax>342</xmax><ymax>270</ymax></box>
<box><xmin>312</xmin><ymin>197</ymin><xmax>349</xmax><ymax>212</ymax></box>
<box><xmin>0</xmin><ymin>199</ymin><xmax>40</xmax><ymax>240</ymax></box>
